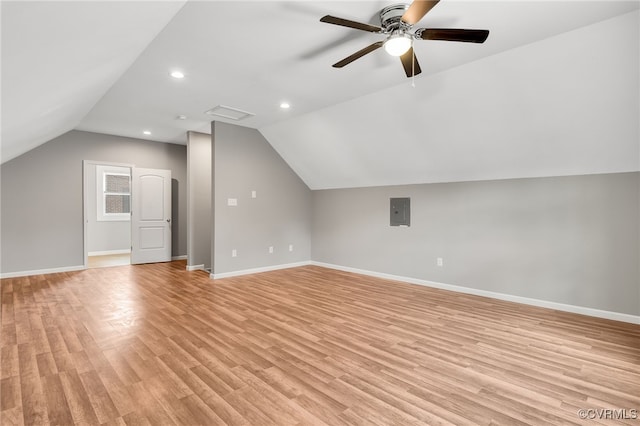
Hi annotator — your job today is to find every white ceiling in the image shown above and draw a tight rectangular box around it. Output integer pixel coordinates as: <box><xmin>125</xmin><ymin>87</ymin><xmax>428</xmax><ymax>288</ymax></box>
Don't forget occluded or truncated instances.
<box><xmin>2</xmin><ymin>1</ymin><xmax>639</xmax><ymax>189</ymax></box>
<box><xmin>1</xmin><ymin>0</ymin><xmax>186</xmax><ymax>163</ymax></box>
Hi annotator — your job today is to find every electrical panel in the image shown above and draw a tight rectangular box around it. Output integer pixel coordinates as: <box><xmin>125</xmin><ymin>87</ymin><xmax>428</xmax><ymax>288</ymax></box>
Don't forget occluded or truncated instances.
<box><xmin>390</xmin><ymin>197</ymin><xmax>410</xmax><ymax>226</ymax></box>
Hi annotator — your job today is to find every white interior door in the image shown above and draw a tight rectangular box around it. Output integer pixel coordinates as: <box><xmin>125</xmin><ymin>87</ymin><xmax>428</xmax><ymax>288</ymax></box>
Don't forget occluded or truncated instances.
<box><xmin>131</xmin><ymin>168</ymin><xmax>172</xmax><ymax>264</ymax></box>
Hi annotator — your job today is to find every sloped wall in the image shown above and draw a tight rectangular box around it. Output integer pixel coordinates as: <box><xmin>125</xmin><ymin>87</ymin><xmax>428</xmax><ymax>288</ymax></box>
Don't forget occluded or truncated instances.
<box><xmin>262</xmin><ymin>10</ymin><xmax>639</xmax><ymax>189</ymax></box>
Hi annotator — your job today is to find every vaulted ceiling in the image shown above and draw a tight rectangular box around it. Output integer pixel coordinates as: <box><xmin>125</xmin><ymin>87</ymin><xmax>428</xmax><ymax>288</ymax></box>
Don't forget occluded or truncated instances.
<box><xmin>2</xmin><ymin>1</ymin><xmax>638</xmax><ymax>189</ymax></box>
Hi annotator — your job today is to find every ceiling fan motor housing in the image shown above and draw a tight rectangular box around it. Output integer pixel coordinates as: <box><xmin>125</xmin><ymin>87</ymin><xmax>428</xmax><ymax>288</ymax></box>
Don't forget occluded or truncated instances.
<box><xmin>380</xmin><ymin>4</ymin><xmax>411</xmax><ymax>32</ymax></box>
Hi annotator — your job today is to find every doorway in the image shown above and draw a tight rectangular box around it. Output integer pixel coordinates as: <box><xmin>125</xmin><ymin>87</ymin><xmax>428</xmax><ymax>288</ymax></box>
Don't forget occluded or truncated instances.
<box><xmin>83</xmin><ymin>161</ymin><xmax>133</xmax><ymax>269</ymax></box>
<box><xmin>83</xmin><ymin>161</ymin><xmax>173</xmax><ymax>268</ymax></box>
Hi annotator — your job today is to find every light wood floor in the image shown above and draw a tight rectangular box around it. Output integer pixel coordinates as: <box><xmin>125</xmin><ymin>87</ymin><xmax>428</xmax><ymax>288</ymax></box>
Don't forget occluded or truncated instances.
<box><xmin>1</xmin><ymin>261</ymin><xmax>638</xmax><ymax>425</ymax></box>
<box><xmin>88</xmin><ymin>254</ymin><xmax>131</xmax><ymax>269</ymax></box>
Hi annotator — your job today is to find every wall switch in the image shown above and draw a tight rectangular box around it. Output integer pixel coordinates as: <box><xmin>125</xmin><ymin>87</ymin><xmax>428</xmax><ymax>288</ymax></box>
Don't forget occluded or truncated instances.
<box><xmin>269</xmin><ymin>246</ymin><xmax>274</xmax><ymax>254</ymax></box>
<box><xmin>227</xmin><ymin>198</ymin><xmax>237</xmax><ymax>206</ymax></box>
<box><xmin>232</xmin><ymin>249</ymin><xmax>237</xmax><ymax>257</ymax></box>
<box><xmin>251</xmin><ymin>190</ymin><xmax>257</xmax><ymax>198</ymax></box>
<box><xmin>437</xmin><ymin>257</ymin><xmax>443</xmax><ymax>267</ymax></box>
<box><xmin>289</xmin><ymin>244</ymin><xmax>293</xmax><ymax>252</ymax></box>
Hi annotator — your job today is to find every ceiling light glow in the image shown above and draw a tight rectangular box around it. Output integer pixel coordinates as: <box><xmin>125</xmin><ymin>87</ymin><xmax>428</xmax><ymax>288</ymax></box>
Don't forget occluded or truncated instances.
<box><xmin>170</xmin><ymin>70</ymin><xmax>185</xmax><ymax>79</ymax></box>
<box><xmin>384</xmin><ymin>32</ymin><xmax>412</xmax><ymax>56</ymax></box>
<box><xmin>143</xmin><ymin>130</ymin><xmax>151</xmax><ymax>135</ymax></box>
<box><xmin>280</xmin><ymin>102</ymin><xmax>290</xmax><ymax>109</ymax></box>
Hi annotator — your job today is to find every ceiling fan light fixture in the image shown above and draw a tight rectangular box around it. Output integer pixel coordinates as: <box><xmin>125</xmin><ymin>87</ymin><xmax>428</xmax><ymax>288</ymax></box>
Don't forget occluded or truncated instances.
<box><xmin>384</xmin><ymin>32</ymin><xmax>412</xmax><ymax>57</ymax></box>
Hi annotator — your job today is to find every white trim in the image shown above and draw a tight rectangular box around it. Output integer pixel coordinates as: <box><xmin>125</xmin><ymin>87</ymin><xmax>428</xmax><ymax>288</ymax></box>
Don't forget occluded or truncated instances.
<box><xmin>88</xmin><ymin>249</ymin><xmax>131</xmax><ymax>256</ymax></box>
<box><xmin>311</xmin><ymin>261</ymin><xmax>640</xmax><ymax>325</ymax></box>
<box><xmin>172</xmin><ymin>255</ymin><xmax>187</xmax><ymax>261</ymax></box>
<box><xmin>1</xmin><ymin>265</ymin><xmax>86</xmax><ymax>279</ymax></box>
<box><xmin>211</xmin><ymin>261</ymin><xmax>312</xmax><ymax>279</ymax></box>
<box><xmin>186</xmin><ymin>264</ymin><xmax>205</xmax><ymax>271</ymax></box>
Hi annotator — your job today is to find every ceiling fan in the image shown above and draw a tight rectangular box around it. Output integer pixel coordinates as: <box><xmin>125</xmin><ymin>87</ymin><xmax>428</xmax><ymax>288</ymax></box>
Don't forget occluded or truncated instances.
<box><xmin>320</xmin><ymin>0</ymin><xmax>489</xmax><ymax>78</ymax></box>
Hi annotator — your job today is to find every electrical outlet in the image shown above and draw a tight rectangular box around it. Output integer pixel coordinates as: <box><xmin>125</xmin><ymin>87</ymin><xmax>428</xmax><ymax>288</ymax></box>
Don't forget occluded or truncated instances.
<box><xmin>227</xmin><ymin>198</ymin><xmax>237</xmax><ymax>206</ymax></box>
<box><xmin>289</xmin><ymin>244</ymin><xmax>293</xmax><ymax>252</ymax></box>
<box><xmin>251</xmin><ymin>190</ymin><xmax>257</xmax><ymax>198</ymax></box>
<box><xmin>437</xmin><ymin>257</ymin><xmax>443</xmax><ymax>267</ymax></box>
<box><xmin>232</xmin><ymin>249</ymin><xmax>237</xmax><ymax>257</ymax></box>
<box><xmin>269</xmin><ymin>246</ymin><xmax>274</xmax><ymax>254</ymax></box>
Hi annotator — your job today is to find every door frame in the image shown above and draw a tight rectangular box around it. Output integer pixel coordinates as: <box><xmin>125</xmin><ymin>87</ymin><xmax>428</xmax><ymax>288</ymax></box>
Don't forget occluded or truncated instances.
<box><xmin>82</xmin><ymin>160</ymin><xmax>134</xmax><ymax>269</ymax></box>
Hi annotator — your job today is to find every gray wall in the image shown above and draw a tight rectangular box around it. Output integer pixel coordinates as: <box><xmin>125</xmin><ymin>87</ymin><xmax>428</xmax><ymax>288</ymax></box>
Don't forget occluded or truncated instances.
<box><xmin>86</xmin><ymin>163</ymin><xmax>131</xmax><ymax>253</ymax></box>
<box><xmin>1</xmin><ymin>130</ymin><xmax>187</xmax><ymax>274</ymax></box>
<box><xmin>187</xmin><ymin>131</ymin><xmax>212</xmax><ymax>269</ymax></box>
<box><xmin>213</xmin><ymin>122</ymin><xmax>311</xmax><ymax>275</ymax></box>
<box><xmin>312</xmin><ymin>172</ymin><xmax>640</xmax><ymax>316</ymax></box>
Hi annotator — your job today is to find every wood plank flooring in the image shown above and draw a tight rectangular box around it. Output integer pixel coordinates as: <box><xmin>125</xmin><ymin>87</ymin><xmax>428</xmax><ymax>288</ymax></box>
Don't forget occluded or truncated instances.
<box><xmin>1</xmin><ymin>261</ymin><xmax>639</xmax><ymax>425</ymax></box>
<box><xmin>87</xmin><ymin>254</ymin><xmax>131</xmax><ymax>269</ymax></box>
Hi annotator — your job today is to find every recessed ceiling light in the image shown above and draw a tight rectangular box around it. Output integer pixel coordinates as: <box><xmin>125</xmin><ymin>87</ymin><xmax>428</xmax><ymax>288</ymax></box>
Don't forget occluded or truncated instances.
<box><xmin>280</xmin><ymin>102</ymin><xmax>290</xmax><ymax>109</ymax></box>
<box><xmin>170</xmin><ymin>70</ymin><xmax>185</xmax><ymax>79</ymax></box>
<box><xmin>143</xmin><ymin>130</ymin><xmax>151</xmax><ymax>135</ymax></box>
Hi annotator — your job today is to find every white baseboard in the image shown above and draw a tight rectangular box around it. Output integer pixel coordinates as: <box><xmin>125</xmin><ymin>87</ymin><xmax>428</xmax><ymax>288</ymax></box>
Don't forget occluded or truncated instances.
<box><xmin>186</xmin><ymin>264</ymin><xmax>206</xmax><ymax>272</ymax></box>
<box><xmin>1</xmin><ymin>265</ymin><xmax>86</xmax><ymax>279</ymax></box>
<box><xmin>311</xmin><ymin>261</ymin><xmax>640</xmax><ymax>325</ymax></box>
<box><xmin>172</xmin><ymin>255</ymin><xmax>187</xmax><ymax>261</ymax></box>
<box><xmin>211</xmin><ymin>261</ymin><xmax>312</xmax><ymax>279</ymax></box>
<box><xmin>88</xmin><ymin>249</ymin><xmax>131</xmax><ymax>256</ymax></box>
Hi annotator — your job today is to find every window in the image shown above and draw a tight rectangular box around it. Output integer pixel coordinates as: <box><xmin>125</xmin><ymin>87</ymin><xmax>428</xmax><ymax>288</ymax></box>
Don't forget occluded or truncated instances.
<box><xmin>97</xmin><ymin>165</ymin><xmax>130</xmax><ymax>221</ymax></box>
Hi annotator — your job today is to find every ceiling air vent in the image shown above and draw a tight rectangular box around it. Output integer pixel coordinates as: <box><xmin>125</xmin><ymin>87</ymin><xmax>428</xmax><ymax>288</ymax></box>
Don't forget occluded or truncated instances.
<box><xmin>205</xmin><ymin>105</ymin><xmax>254</xmax><ymax>121</ymax></box>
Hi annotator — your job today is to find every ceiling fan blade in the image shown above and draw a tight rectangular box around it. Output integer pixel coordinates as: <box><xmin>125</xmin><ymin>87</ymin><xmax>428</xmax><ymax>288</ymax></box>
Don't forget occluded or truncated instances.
<box><xmin>320</xmin><ymin>15</ymin><xmax>382</xmax><ymax>33</ymax></box>
<box><xmin>400</xmin><ymin>47</ymin><xmax>422</xmax><ymax>77</ymax></box>
<box><xmin>401</xmin><ymin>0</ymin><xmax>440</xmax><ymax>26</ymax></box>
<box><xmin>418</xmin><ymin>28</ymin><xmax>489</xmax><ymax>43</ymax></box>
<box><xmin>333</xmin><ymin>42</ymin><xmax>384</xmax><ymax>68</ymax></box>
